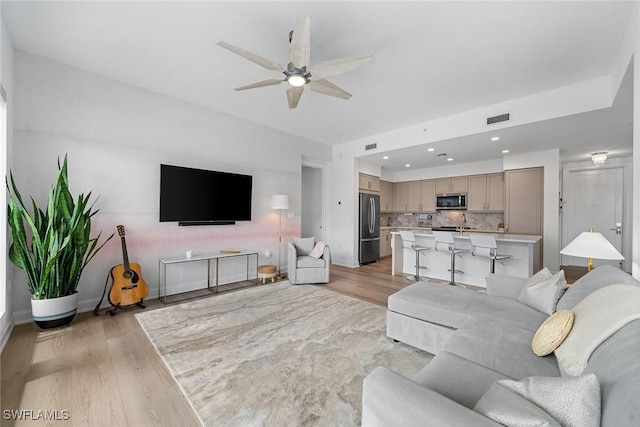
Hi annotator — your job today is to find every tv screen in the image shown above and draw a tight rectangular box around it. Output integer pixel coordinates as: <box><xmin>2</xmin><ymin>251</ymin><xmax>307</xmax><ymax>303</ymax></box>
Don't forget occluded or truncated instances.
<box><xmin>159</xmin><ymin>164</ymin><xmax>252</xmax><ymax>224</ymax></box>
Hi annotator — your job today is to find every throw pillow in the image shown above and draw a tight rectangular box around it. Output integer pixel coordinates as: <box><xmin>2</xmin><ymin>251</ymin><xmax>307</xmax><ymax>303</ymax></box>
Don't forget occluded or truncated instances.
<box><xmin>474</xmin><ymin>382</ymin><xmax>561</xmax><ymax>427</ymax></box>
<box><xmin>517</xmin><ymin>269</ymin><xmax>568</xmax><ymax>315</ymax></box>
<box><xmin>527</xmin><ymin>266</ymin><xmax>553</xmax><ymax>283</ymax></box>
<box><xmin>554</xmin><ymin>284</ymin><xmax>640</xmax><ymax>376</ymax></box>
<box><xmin>308</xmin><ymin>241</ymin><xmax>327</xmax><ymax>259</ymax></box>
<box><xmin>293</xmin><ymin>237</ymin><xmax>315</xmax><ymax>256</ymax></box>
<box><xmin>474</xmin><ymin>374</ymin><xmax>601</xmax><ymax>427</ymax></box>
<box><xmin>532</xmin><ymin>310</ymin><xmax>574</xmax><ymax>356</ymax></box>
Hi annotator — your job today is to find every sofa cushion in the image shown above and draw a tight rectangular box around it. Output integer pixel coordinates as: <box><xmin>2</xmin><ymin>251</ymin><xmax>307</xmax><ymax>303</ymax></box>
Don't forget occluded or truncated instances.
<box><xmin>388</xmin><ymin>282</ymin><xmax>547</xmax><ymax>332</ymax></box>
<box><xmin>517</xmin><ymin>269</ymin><xmax>568</xmax><ymax>315</ymax></box>
<box><xmin>413</xmin><ymin>351</ymin><xmax>510</xmax><ymax>409</ymax></box>
<box><xmin>293</xmin><ymin>237</ymin><xmax>315</xmax><ymax>255</ymax></box>
<box><xmin>532</xmin><ymin>310</ymin><xmax>574</xmax><ymax>356</ymax></box>
<box><xmin>584</xmin><ymin>319</ymin><xmax>640</xmax><ymax>426</ymax></box>
<box><xmin>444</xmin><ymin>318</ymin><xmax>560</xmax><ymax>380</ymax></box>
<box><xmin>475</xmin><ymin>374</ymin><xmax>600</xmax><ymax>427</ymax></box>
<box><xmin>554</xmin><ymin>284</ymin><xmax>640</xmax><ymax>376</ymax></box>
<box><xmin>296</xmin><ymin>256</ymin><xmax>326</xmax><ymax>268</ymax></box>
<box><xmin>556</xmin><ymin>265</ymin><xmax>640</xmax><ymax>311</ymax></box>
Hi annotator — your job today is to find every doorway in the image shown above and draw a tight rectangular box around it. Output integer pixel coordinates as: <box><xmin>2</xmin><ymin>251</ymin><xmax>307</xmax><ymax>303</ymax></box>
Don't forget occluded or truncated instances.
<box><xmin>561</xmin><ymin>161</ymin><xmax>631</xmax><ymax>271</ymax></box>
<box><xmin>301</xmin><ymin>164</ymin><xmax>324</xmax><ymax>241</ymax></box>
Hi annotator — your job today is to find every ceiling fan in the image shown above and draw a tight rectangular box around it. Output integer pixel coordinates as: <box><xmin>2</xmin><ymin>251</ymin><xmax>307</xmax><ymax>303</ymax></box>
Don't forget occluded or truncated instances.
<box><xmin>217</xmin><ymin>15</ymin><xmax>373</xmax><ymax>109</ymax></box>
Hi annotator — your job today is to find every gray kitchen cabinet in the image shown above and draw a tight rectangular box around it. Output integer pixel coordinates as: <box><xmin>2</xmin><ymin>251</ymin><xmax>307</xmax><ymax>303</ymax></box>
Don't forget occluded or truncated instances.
<box><xmin>505</xmin><ymin>167</ymin><xmax>543</xmax><ymax>235</ymax></box>
<box><xmin>359</xmin><ymin>173</ymin><xmax>380</xmax><ymax>194</ymax></box>
<box><xmin>380</xmin><ymin>229</ymin><xmax>392</xmax><ymax>258</ymax></box>
<box><xmin>420</xmin><ymin>179</ymin><xmax>436</xmax><ymax>212</ymax></box>
<box><xmin>394</xmin><ymin>182</ymin><xmax>409</xmax><ymax>212</ymax></box>
<box><xmin>380</xmin><ymin>180</ymin><xmax>394</xmax><ymax>212</ymax></box>
<box><xmin>468</xmin><ymin>173</ymin><xmax>504</xmax><ymax>211</ymax></box>
<box><xmin>435</xmin><ymin>176</ymin><xmax>468</xmax><ymax>193</ymax></box>
<box><xmin>407</xmin><ymin>181</ymin><xmax>422</xmax><ymax>212</ymax></box>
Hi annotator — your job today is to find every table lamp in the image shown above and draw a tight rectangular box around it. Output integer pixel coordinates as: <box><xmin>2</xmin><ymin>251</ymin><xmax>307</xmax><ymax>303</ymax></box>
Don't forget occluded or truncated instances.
<box><xmin>271</xmin><ymin>194</ymin><xmax>289</xmax><ymax>279</ymax></box>
<box><xmin>560</xmin><ymin>228</ymin><xmax>624</xmax><ymax>271</ymax></box>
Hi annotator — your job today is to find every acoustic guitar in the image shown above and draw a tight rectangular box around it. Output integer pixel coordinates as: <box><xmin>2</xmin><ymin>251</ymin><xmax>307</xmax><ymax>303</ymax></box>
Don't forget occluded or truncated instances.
<box><xmin>109</xmin><ymin>225</ymin><xmax>149</xmax><ymax>307</ymax></box>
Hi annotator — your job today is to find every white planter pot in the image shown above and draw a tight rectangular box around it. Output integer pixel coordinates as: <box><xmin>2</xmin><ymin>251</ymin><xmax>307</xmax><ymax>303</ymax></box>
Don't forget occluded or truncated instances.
<box><xmin>31</xmin><ymin>293</ymin><xmax>79</xmax><ymax>329</ymax></box>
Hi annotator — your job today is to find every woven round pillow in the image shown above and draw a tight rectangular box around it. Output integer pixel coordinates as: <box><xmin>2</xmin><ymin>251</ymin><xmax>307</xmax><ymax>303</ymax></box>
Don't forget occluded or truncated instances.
<box><xmin>532</xmin><ymin>309</ymin><xmax>575</xmax><ymax>356</ymax></box>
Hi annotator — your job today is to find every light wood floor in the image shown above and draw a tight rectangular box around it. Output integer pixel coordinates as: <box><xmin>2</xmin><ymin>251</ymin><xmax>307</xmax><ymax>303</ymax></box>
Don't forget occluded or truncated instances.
<box><xmin>1</xmin><ymin>258</ymin><xmax>413</xmax><ymax>426</ymax></box>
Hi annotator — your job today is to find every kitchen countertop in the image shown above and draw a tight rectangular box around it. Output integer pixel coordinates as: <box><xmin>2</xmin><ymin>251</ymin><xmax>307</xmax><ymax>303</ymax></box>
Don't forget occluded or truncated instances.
<box><xmin>391</xmin><ymin>230</ymin><xmax>541</xmax><ymax>243</ymax></box>
<box><xmin>382</xmin><ymin>226</ymin><xmax>508</xmax><ymax>234</ymax></box>
<box><xmin>381</xmin><ymin>226</ymin><xmax>431</xmax><ymax>230</ymax></box>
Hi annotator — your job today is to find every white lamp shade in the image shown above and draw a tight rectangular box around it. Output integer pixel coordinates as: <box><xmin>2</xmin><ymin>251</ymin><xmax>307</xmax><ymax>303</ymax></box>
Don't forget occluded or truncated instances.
<box><xmin>560</xmin><ymin>232</ymin><xmax>624</xmax><ymax>260</ymax></box>
<box><xmin>271</xmin><ymin>194</ymin><xmax>289</xmax><ymax>210</ymax></box>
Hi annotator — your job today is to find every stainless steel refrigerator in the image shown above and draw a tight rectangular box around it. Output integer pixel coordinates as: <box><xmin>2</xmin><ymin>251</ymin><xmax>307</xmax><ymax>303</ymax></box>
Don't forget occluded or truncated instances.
<box><xmin>359</xmin><ymin>193</ymin><xmax>380</xmax><ymax>264</ymax></box>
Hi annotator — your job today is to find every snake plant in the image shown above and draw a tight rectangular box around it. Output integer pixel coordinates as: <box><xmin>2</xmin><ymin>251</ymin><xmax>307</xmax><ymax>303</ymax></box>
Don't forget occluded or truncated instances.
<box><xmin>7</xmin><ymin>156</ymin><xmax>113</xmax><ymax>300</ymax></box>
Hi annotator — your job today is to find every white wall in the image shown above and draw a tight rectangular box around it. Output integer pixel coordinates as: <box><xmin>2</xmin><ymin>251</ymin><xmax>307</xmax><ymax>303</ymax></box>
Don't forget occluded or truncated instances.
<box><xmin>0</xmin><ymin>10</ymin><xmax>14</xmax><ymax>350</ymax></box>
<box><xmin>634</xmin><ymin>22</ymin><xmax>640</xmax><ymax>280</ymax></box>
<box><xmin>326</xmin><ymin>148</ymin><xmax>359</xmax><ymax>267</ymax></box>
<box><xmin>358</xmin><ymin>160</ymin><xmax>381</xmax><ymax>177</ymax></box>
<box><xmin>613</xmin><ymin>3</ymin><xmax>640</xmax><ymax>279</ymax></box>
<box><xmin>11</xmin><ymin>51</ymin><xmax>331</xmax><ymax>323</ymax></box>
<box><xmin>301</xmin><ymin>166</ymin><xmax>323</xmax><ymax>239</ymax></box>
<box><xmin>635</xmin><ymin>51</ymin><xmax>640</xmax><ymax>279</ymax></box>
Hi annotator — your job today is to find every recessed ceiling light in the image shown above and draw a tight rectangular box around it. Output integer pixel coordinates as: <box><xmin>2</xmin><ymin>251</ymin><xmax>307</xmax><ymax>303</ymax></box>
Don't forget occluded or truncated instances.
<box><xmin>427</xmin><ymin>148</ymin><xmax>435</xmax><ymax>152</ymax></box>
<box><xmin>447</xmin><ymin>158</ymin><xmax>453</xmax><ymax>162</ymax></box>
<box><xmin>502</xmin><ymin>150</ymin><xmax>510</xmax><ymax>154</ymax></box>
<box><xmin>405</xmin><ymin>164</ymin><xmax>411</xmax><ymax>167</ymax></box>
<box><xmin>383</xmin><ymin>156</ymin><xmax>389</xmax><ymax>160</ymax></box>
<box><xmin>491</xmin><ymin>136</ymin><xmax>500</xmax><ymax>141</ymax></box>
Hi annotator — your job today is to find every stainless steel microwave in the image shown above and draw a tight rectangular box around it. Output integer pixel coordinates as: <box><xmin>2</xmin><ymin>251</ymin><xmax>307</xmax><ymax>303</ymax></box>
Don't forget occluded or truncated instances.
<box><xmin>436</xmin><ymin>193</ymin><xmax>467</xmax><ymax>210</ymax></box>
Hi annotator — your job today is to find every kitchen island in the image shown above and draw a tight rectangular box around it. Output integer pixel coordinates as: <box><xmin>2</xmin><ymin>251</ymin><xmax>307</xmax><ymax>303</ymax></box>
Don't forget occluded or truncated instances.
<box><xmin>391</xmin><ymin>230</ymin><xmax>541</xmax><ymax>287</ymax></box>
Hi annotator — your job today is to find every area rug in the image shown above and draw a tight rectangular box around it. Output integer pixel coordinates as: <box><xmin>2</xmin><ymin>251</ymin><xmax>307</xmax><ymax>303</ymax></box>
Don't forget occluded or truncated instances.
<box><xmin>135</xmin><ymin>282</ymin><xmax>431</xmax><ymax>426</ymax></box>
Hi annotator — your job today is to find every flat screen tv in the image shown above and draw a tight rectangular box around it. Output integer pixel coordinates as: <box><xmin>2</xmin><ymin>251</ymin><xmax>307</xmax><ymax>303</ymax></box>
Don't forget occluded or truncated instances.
<box><xmin>159</xmin><ymin>164</ymin><xmax>252</xmax><ymax>225</ymax></box>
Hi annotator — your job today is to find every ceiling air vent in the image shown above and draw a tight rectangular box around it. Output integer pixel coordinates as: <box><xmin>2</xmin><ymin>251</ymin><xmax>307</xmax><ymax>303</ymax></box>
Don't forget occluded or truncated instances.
<box><xmin>487</xmin><ymin>113</ymin><xmax>510</xmax><ymax>125</ymax></box>
<box><xmin>365</xmin><ymin>143</ymin><xmax>377</xmax><ymax>151</ymax></box>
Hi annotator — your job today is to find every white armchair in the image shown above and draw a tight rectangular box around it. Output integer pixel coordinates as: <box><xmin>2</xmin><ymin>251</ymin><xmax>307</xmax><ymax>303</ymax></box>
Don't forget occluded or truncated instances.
<box><xmin>287</xmin><ymin>237</ymin><xmax>331</xmax><ymax>285</ymax></box>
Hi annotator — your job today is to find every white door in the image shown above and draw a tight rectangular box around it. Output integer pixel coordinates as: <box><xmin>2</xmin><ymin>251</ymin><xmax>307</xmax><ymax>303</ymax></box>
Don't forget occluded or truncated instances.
<box><xmin>562</xmin><ymin>167</ymin><xmax>624</xmax><ymax>269</ymax></box>
<box><xmin>301</xmin><ymin>166</ymin><xmax>324</xmax><ymax>240</ymax></box>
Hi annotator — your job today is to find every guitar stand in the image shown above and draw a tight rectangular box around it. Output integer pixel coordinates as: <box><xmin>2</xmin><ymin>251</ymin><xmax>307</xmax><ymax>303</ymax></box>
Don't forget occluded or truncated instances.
<box><xmin>108</xmin><ymin>304</ymin><xmax>121</xmax><ymax>316</ymax></box>
<box><xmin>105</xmin><ymin>300</ymin><xmax>145</xmax><ymax>316</ymax></box>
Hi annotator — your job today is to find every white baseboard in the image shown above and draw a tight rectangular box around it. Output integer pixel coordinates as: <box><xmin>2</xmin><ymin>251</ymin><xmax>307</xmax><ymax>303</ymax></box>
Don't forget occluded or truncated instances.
<box><xmin>0</xmin><ymin>317</ymin><xmax>15</xmax><ymax>352</ymax></box>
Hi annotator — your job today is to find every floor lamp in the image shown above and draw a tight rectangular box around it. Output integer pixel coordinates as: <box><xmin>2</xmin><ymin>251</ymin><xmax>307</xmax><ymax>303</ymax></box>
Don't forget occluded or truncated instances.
<box><xmin>560</xmin><ymin>228</ymin><xmax>624</xmax><ymax>271</ymax></box>
<box><xmin>271</xmin><ymin>194</ymin><xmax>289</xmax><ymax>279</ymax></box>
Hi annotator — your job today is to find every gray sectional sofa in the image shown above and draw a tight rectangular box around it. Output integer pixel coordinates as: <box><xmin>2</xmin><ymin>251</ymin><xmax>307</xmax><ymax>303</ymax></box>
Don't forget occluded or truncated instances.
<box><xmin>362</xmin><ymin>265</ymin><xmax>640</xmax><ymax>426</ymax></box>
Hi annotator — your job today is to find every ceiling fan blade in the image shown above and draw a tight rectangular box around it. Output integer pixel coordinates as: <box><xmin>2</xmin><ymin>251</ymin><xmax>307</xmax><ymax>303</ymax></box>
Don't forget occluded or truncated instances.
<box><xmin>234</xmin><ymin>79</ymin><xmax>284</xmax><ymax>91</ymax></box>
<box><xmin>289</xmin><ymin>15</ymin><xmax>311</xmax><ymax>69</ymax></box>
<box><xmin>309</xmin><ymin>79</ymin><xmax>352</xmax><ymax>100</ymax></box>
<box><xmin>218</xmin><ymin>40</ymin><xmax>284</xmax><ymax>72</ymax></box>
<box><xmin>287</xmin><ymin>86</ymin><xmax>304</xmax><ymax>109</ymax></box>
<box><xmin>311</xmin><ymin>55</ymin><xmax>374</xmax><ymax>80</ymax></box>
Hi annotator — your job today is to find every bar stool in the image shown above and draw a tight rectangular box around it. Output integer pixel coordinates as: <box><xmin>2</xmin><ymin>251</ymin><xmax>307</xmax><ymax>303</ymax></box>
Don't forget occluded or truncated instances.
<box><xmin>470</xmin><ymin>234</ymin><xmax>513</xmax><ymax>274</ymax></box>
<box><xmin>433</xmin><ymin>231</ymin><xmax>468</xmax><ymax>286</ymax></box>
<box><xmin>399</xmin><ymin>230</ymin><xmax>431</xmax><ymax>281</ymax></box>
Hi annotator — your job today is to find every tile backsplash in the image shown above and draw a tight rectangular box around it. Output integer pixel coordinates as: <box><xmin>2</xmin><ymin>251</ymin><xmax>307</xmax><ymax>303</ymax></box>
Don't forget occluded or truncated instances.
<box><xmin>382</xmin><ymin>211</ymin><xmax>504</xmax><ymax>231</ymax></box>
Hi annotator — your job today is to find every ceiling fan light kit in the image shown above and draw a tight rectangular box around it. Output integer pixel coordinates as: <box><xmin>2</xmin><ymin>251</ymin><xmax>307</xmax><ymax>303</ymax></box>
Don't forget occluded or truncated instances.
<box><xmin>218</xmin><ymin>15</ymin><xmax>373</xmax><ymax>109</ymax></box>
